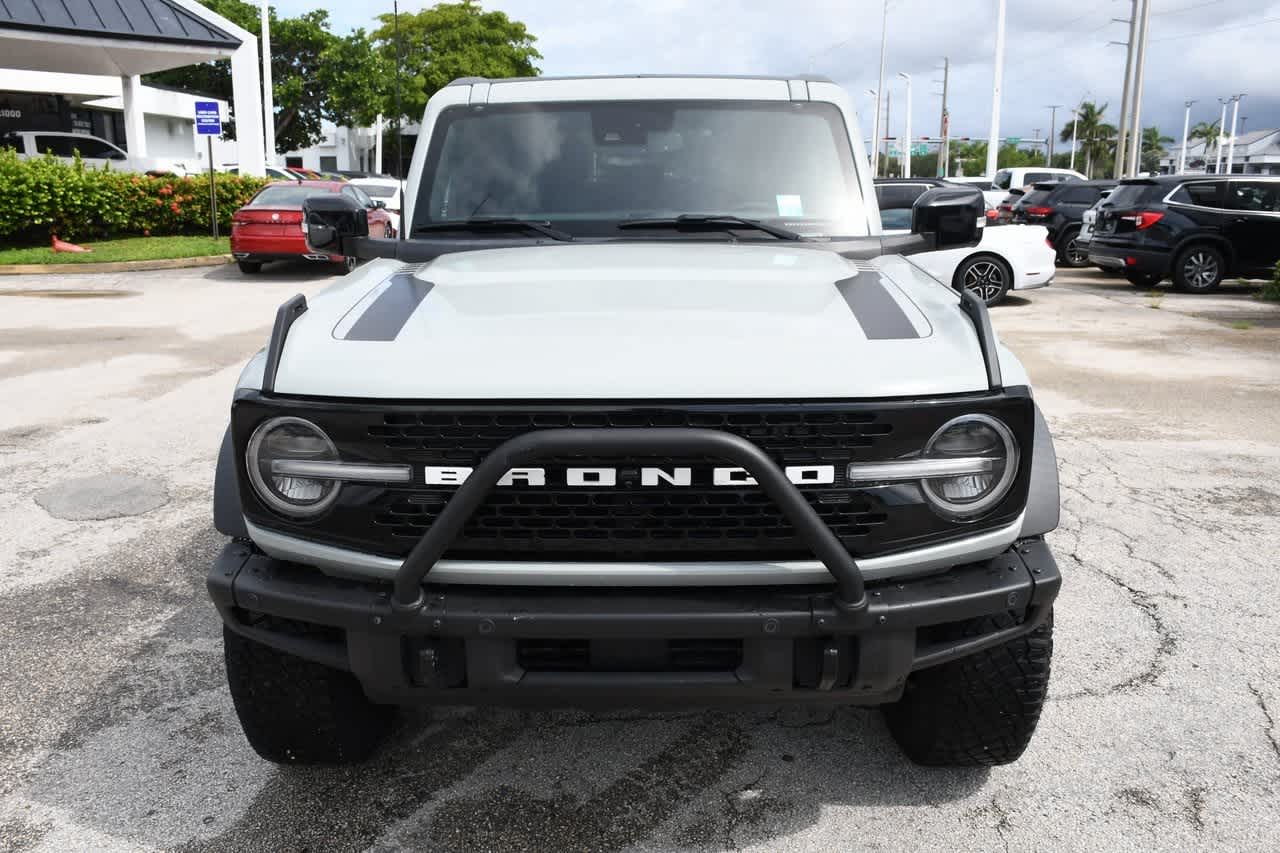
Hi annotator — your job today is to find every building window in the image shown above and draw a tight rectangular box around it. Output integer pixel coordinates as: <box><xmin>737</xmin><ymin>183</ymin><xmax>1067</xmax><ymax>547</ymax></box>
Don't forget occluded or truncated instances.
<box><xmin>319</xmin><ymin>155</ymin><xmax>338</xmax><ymax>171</ymax></box>
<box><xmin>285</xmin><ymin>156</ymin><xmax>303</xmax><ymax>168</ymax></box>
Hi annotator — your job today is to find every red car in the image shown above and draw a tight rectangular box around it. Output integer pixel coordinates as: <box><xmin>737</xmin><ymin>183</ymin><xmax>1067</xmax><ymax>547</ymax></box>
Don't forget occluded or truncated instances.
<box><xmin>230</xmin><ymin>181</ymin><xmax>396</xmax><ymax>274</ymax></box>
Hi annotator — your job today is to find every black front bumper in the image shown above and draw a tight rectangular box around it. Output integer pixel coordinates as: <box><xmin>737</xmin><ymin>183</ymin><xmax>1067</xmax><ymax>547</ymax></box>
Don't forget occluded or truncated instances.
<box><xmin>208</xmin><ymin>538</ymin><xmax>1060</xmax><ymax>706</ymax></box>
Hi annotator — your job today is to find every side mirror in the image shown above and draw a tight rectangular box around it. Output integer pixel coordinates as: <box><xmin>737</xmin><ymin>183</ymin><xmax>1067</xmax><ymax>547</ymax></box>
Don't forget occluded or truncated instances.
<box><xmin>302</xmin><ymin>194</ymin><xmax>368</xmax><ymax>254</ymax></box>
<box><xmin>912</xmin><ymin>186</ymin><xmax>984</xmax><ymax>250</ymax></box>
<box><xmin>372</xmin><ymin>200</ymin><xmax>387</xmax><ymax>209</ymax></box>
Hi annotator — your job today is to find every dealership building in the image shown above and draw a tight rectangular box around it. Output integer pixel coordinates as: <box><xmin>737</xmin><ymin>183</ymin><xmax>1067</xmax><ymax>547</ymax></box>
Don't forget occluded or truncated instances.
<box><xmin>0</xmin><ymin>0</ymin><xmax>264</xmax><ymax>174</ymax></box>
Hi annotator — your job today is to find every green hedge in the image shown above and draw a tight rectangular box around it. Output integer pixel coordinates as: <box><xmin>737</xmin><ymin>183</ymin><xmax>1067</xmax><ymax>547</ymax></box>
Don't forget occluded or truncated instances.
<box><xmin>0</xmin><ymin>148</ymin><xmax>268</xmax><ymax>244</ymax></box>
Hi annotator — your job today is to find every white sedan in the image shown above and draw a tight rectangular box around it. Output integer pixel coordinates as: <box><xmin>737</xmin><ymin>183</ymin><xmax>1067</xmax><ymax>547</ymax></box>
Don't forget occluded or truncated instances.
<box><xmin>875</xmin><ymin>179</ymin><xmax>1056</xmax><ymax>306</ymax></box>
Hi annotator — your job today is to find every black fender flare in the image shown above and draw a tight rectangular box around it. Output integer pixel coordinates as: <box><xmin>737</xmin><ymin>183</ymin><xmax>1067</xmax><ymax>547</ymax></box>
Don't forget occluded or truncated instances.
<box><xmin>1020</xmin><ymin>403</ymin><xmax>1060</xmax><ymax>537</ymax></box>
<box><xmin>214</xmin><ymin>425</ymin><xmax>248</xmax><ymax>538</ymax></box>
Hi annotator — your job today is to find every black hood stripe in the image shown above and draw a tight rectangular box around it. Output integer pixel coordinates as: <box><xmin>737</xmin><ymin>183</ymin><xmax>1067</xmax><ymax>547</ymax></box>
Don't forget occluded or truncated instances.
<box><xmin>344</xmin><ymin>273</ymin><xmax>434</xmax><ymax>341</ymax></box>
<box><xmin>834</xmin><ymin>274</ymin><xmax>921</xmax><ymax>340</ymax></box>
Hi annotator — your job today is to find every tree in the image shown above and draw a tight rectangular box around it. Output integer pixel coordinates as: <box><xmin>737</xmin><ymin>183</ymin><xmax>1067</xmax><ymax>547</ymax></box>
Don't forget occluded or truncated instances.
<box><xmin>1140</xmin><ymin>126</ymin><xmax>1174</xmax><ymax>174</ymax></box>
<box><xmin>1189</xmin><ymin>120</ymin><xmax>1222</xmax><ymax>168</ymax></box>
<box><xmin>1059</xmin><ymin>101</ymin><xmax>1115</xmax><ymax>179</ymax></box>
<box><xmin>371</xmin><ymin>1</ymin><xmax>541</xmax><ymax>122</ymax></box>
<box><xmin>145</xmin><ymin>1</ymin><xmax>386</xmax><ymax>154</ymax></box>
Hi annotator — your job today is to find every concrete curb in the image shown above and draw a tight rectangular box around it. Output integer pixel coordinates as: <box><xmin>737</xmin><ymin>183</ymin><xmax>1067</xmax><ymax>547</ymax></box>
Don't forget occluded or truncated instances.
<box><xmin>0</xmin><ymin>254</ymin><xmax>233</xmax><ymax>276</ymax></box>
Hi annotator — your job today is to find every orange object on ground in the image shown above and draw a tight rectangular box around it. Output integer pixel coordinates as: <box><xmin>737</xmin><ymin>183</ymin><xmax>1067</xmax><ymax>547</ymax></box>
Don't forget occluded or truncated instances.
<box><xmin>51</xmin><ymin>235</ymin><xmax>92</xmax><ymax>253</ymax></box>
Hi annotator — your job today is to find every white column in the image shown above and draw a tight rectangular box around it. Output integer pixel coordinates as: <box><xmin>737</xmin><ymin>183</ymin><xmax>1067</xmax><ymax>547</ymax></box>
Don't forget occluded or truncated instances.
<box><xmin>120</xmin><ymin>74</ymin><xmax>148</xmax><ymax>159</ymax></box>
<box><xmin>230</xmin><ymin>41</ymin><xmax>266</xmax><ymax>176</ymax></box>
<box><xmin>375</xmin><ymin>113</ymin><xmax>384</xmax><ymax>175</ymax></box>
<box><xmin>984</xmin><ymin>0</ymin><xmax>1006</xmax><ymax>178</ymax></box>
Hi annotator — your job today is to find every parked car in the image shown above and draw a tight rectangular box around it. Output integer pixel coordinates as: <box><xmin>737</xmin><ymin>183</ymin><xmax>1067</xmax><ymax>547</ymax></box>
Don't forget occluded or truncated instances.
<box><xmin>224</xmin><ymin>165</ymin><xmax>299</xmax><ymax>181</ymax></box>
<box><xmin>1011</xmin><ymin>180</ymin><xmax>1115</xmax><ymax>267</ymax></box>
<box><xmin>348</xmin><ymin>176</ymin><xmax>403</xmax><ymax>233</ymax></box>
<box><xmin>995</xmin><ymin>188</ymin><xmax>1026</xmax><ymax>224</ymax></box>
<box><xmin>876</xmin><ymin>178</ymin><xmax>1056</xmax><ymax>305</ymax></box>
<box><xmin>230</xmin><ymin>180</ymin><xmax>397</xmax><ymax>274</ymax></box>
<box><xmin>984</xmin><ymin>166</ymin><xmax>1085</xmax><ymax>209</ymax></box>
<box><xmin>1088</xmin><ymin>175</ymin><xmax>1280</xmax><ymax>290</ymax></box>
<box><xmin>2</xmin><ymin>129</ymin><xmax>192</xmax><ymax>175</ymax></box>
<box><xmin>1076</xmin><ymin>188</ymin><xmax>1113</xmax><ymax>250</ymax></box>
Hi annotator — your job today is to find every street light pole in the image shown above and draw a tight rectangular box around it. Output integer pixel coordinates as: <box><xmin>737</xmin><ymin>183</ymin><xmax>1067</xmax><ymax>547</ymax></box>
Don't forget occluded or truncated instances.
<box><xmin>260</xmin><ymin>1</ymin><xmax>275</xmax><ymax>165</ymax></box>
<box><xmin>871</xmin><ymin>0</ymin><xmax>888</xmax><ymax>178</ymax></box>
<box><xmin>1178</xmin><ymin>100</ymin><xmax>1195</xmax><ymax>175</ymax></box>
<box><xmin>1215</xmin><ymin>98</ymin><xmax>1229</xmax><ymax>174</ymax></box>
<box><xmin>1225</xmin><ymin>94</ymin><xmax>1244</xmax><ymax>175</ymax></box>
<box><xmin>1069</xmin><ymin>109</ymin><xmax>1080</xmax><ymax>171</ymax></box>
<box><xmin>1126</xmin><ymin>0</ymin><xmax>1152</xmax><ymax>176</ymax></box>
<box><xmin>899</xmin><ymin>72</ymin><xmax>912</xmax><ymax>179</ymax></box>
<box><xmin>1046</xmin><ymin>105</ymin><xmax>1061</xmax><ymax>164</ymax></box>
<box><xmin>985</xmin><ymin>0</ymin><xmax>1007</xmax><ymax>179</ymax></box>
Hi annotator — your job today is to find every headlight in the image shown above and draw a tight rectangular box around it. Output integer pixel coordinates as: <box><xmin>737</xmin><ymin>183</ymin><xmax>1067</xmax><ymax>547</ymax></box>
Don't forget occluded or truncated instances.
<box><xmin>919</xmin><ymin>414</ymin><xmax>1019</xmax><ymax>519</ymax></box>
<box><xmin>246</xmin><ymin>416</ymin><xmax>341</xmax><ymax>517</ymax></box>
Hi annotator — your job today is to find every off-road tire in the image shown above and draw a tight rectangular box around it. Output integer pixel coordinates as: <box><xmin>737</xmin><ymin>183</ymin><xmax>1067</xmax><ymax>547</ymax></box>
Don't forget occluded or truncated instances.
<box><xmin>1172</xmin><ymin>243</ymin><xmax>1225</xmax><ymax>292</ymax></box>
<box><xmin>1126</xmin><ymin>271</ymin><xmax>1163</xmax><ymax>288</ymax></box>
<box><xmin>1057</xmin><ymin>227</ymin><xmax>1088</xmax><ymax>268</ymax></box>
<box><xmin>883</xmin><ymin>611</ymin><xmax>1053</xmax><ymax>767</ymax></box>
<box><xmin>223</xmin><ymin>626</ymin><xmax>395</xmax><ymax>765</ymax></box>
<box><xmin>334</xmin><ymin>255</ymin><xmax>359</xmax><ymax>275</ymax></box>
<box><xmin>237</xmin><ymin>261</ymin><xmax>262</xmax><ymax>274</ymax></box>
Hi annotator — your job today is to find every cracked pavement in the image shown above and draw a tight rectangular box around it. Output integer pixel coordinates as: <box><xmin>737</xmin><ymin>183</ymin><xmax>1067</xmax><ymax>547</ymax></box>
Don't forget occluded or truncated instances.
<box><xmin>2</xmin><ymin>266</ymin><xmax>1280</xmax><ymax>851</ymax></box>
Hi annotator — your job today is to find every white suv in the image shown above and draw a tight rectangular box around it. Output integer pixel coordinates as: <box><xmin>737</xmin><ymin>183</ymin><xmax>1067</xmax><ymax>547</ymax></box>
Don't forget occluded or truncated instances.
<box><xmin>2</xmin><ymin>130</ymin><xmax>191</xmax><ymax>175</ymax></box>
<box><xmin>986</xmin><ymin>166</ymin><xmax>1086</xmax><ymax>208</ymax></box>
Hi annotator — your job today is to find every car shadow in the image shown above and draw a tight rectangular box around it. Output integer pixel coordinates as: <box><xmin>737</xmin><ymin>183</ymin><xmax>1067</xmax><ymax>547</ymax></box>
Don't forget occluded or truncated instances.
<box><xmin>203</xmin><ymin>260</ymin><xmax>338</xmax><ymax>283</ymax></box>
<box><xmin>15</xmin><ymin>527</ymin><xmax>991</xmax><ymax>853</ymax></box>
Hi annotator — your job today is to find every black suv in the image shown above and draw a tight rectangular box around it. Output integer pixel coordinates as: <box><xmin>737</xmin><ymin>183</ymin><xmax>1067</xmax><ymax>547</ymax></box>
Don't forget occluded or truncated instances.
<box><xmin>1012</xmin><ymin>180</ymin><xmax>1115</xmax><ymax>267</ymax></box>
<box><xmin>1088</xmin><ymin>176</ymin><xmax>1280</xmax><ymax>290</ymax></box>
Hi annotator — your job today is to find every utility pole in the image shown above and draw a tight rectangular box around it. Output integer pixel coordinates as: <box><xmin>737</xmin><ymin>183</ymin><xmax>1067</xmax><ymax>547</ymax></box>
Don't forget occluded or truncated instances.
<box><xmin>1215</xmin><ymin>98</ymin><xmax>1229</xmax><ymax>173</ymax></box>
<box><xmin>1046</xmin><ymin>105</ymin><xmax>1061</xmax><ymax>164</ymax></box>
<box><xmin>1069</xmin><ymin>108</ymin><xmax>1080</xmax><ymax>171</ymax></box>
<box><xmin>871</xmin><ymin>0</ymin><xmax>888</xmax><ymax>179</ymax></box>
<box><xmin>937</xmin><ymin>57</ymin><xmax>950</xmax><ymax>177</ymax></box>
<box><xmin>985</xmin><ymin>0</ymin><xmax>1007</xmax><ymax>178</ymax></box>
<box><xmin>1177</xmin><ymin>100</ymin><xmax>1194</xmax><ymax>175</ymax></box>
<box><xmin>260</xmin><ymin>1</ymin><xmax>275</xmax><ymax>165</ymax></box>
<box><xmin>1126</xmin><ymin>0</ymin><xmax>1152</xmax><ymax>176</ymax></box>
<box><xmin>883</xmin><ymin>90</ymin><xmax>891</xmax><ymax>177</ymax></box>
<box><xmin>899</xmin><ymin>72</ymin><xmax>912</xmax><ymax>179</ymax></box>
<box><xmin>1225</xmin><ymin>94</ymin><xmax>1244</xmax><ymax>175</ymax></box>
<box><xmin>1113</xmin><ymin>0</ymin><xmax>1139</xmax><ymax>178</ymax></box>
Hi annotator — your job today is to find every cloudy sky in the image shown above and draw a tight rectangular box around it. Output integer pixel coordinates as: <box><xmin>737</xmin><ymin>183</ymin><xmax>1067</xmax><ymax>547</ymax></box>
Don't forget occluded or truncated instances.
<box><xmin>276</xmin><ymin>0</ymin><xmax>1280</xmax><ymax>146</ymax></box>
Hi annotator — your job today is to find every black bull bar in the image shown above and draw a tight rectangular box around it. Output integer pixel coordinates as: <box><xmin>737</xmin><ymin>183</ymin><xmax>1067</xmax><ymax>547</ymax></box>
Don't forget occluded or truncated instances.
<box><xmin>391</xmin><ymin>427</ymin><xmax>868</xmax><ymax>612</ymax></box>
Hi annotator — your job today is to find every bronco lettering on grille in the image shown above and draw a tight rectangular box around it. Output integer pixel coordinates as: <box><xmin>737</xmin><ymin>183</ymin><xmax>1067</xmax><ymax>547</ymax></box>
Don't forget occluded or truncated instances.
<box><xmin>423</xmin><ymin>465</ymin><xmax>837</xmax><ymax>487</ymax></box>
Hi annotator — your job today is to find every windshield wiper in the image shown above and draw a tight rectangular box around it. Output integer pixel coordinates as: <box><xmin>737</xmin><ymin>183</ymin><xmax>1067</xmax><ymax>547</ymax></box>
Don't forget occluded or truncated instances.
<box><xmin>616</xmin><ymin>214</ymin><xmax>804</xmax><ymax>241</ymax></box>
<box><xmin>413</xmin><ymin>218</ymin><xmax>574</xmax><ymax>242</ymax></box>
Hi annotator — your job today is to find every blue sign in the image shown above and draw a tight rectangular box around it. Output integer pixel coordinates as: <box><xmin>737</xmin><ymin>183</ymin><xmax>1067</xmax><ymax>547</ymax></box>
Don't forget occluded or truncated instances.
<box><xmin>194</xmin><ymin>101</ymin><xmax>221</xmax><ymax>135</ymax></box>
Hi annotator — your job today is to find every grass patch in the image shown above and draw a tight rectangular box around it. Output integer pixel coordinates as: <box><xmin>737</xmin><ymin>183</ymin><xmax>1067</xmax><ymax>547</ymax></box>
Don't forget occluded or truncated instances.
<box><xmin>0</xmin><ymin>236</ymin><xmax>229</xmax><ymax>265</ymax></box>
<box><xmin>1229</xmin><ymin>320</ymin><xmax>1254</xmax><ymax>330</ymax></box>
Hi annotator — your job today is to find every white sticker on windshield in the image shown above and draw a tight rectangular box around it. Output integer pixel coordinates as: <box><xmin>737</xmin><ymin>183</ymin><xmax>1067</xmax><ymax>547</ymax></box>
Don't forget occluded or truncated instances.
<box><xmin>775</xmin><ymin>194</ymin><xmax>804</xmax><ymax>217</ymax></box>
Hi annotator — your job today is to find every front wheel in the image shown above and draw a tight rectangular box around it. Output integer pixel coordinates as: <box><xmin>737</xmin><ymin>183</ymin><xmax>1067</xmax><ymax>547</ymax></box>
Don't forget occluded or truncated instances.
<box><xmin>223</xmin><ymin>626</ymin><xmax>395</xmax><ymax>765</ymax></box>
<box><xmin>954</xmin><ymin>255</ymin><xmax>1013</xmax><ymax>306</ymax></box>
<box><xmin>1057</xmin><ymin>228</ymin><xmax>1089</xmax><ymax>268</ymax></box>
<box><xmin>1172</xmin><ymin>244</ymin><xmax>1224</xmax><ymax>292</ymax></box>
<box><xmin>883</xmin><ymin>612</ymin><xmax>1053</xmax><ymax>767</ymax></box>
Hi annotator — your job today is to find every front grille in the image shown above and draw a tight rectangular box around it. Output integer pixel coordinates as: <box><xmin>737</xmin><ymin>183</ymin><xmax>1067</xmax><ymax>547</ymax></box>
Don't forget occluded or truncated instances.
<box><xmin>233</xmin><ymin>395</ymin><xmax>1036</xmax><ymax>563</ymax></box>
<box><xmin>516</xmin><ymin>638</ymin><xmax>743</xmax><ymax>672</ymax></box>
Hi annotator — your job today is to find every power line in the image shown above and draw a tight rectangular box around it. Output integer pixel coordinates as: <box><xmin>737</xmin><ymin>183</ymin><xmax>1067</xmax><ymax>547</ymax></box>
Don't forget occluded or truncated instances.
<box><xmin>1150</xmin><ymin>15</ymin><xmax>1280</xmax><ymax>41</ymax></box>
<box><xmin>1153</xmin><ymin>0</ymin><xmax>1226</xmax><ymax>16</ymax></box>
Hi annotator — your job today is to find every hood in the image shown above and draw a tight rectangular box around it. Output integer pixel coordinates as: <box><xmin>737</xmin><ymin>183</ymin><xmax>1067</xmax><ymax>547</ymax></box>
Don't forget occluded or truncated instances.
<box><xmin>269</xmin><ymin>243</ymin><xmax>992</xmax><ymax>400</ymax></box>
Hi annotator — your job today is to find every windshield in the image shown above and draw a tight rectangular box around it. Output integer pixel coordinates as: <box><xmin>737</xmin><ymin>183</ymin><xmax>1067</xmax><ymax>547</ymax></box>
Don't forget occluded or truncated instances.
<box><xmin>358</xmin><ymin>184</ymin><xmax>398</xmax><ymax>198</ymax></box>
<box><xmin>248</xmin><ymin>185</ymin><xmax>333</xmax><ymax>207</ymax></box>
<box><xmin>992</xmin><ymin>170</ymin><xmax>1012</xmax><ymax>191</ymax></box>
<box><xmin>414</xmin><ymin>100</ymin><xmax>867</xmax><ymax>239</ymax></box>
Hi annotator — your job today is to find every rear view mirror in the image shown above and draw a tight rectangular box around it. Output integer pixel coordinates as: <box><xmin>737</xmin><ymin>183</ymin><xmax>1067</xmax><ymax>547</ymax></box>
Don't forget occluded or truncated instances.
<box><xmin>303</xmin><ymin>194</ymin><xmax>369</xmax><ymax>254</ymax></box>
<box><xmin>912</xmin><ymin>186</ymin><xmax>984</xmax><ymax>250</ymax></box>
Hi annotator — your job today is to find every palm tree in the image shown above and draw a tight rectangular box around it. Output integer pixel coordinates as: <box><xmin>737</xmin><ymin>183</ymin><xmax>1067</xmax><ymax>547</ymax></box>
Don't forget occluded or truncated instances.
<box><xmin>1188</xmin><ymin>120</ymin><xmax>1221</xmax><ymax>168</ymax></box>
<box><xmin>1140</xmin><ymin>126</ymin><xmax>1174</xmax><ymax>173</ymax></box>
<box><xmin>1060</xmin><ymin>101</ymin><xmax>1115</xmax><ymax>178</ymax></box>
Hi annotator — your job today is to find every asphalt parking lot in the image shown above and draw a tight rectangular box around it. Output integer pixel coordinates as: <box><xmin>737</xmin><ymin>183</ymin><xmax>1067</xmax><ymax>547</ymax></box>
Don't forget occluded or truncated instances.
<box><xmin>2</xmin><ymin>262</ymin><xmax>1279</xmax><ymax>852</ymax></box>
